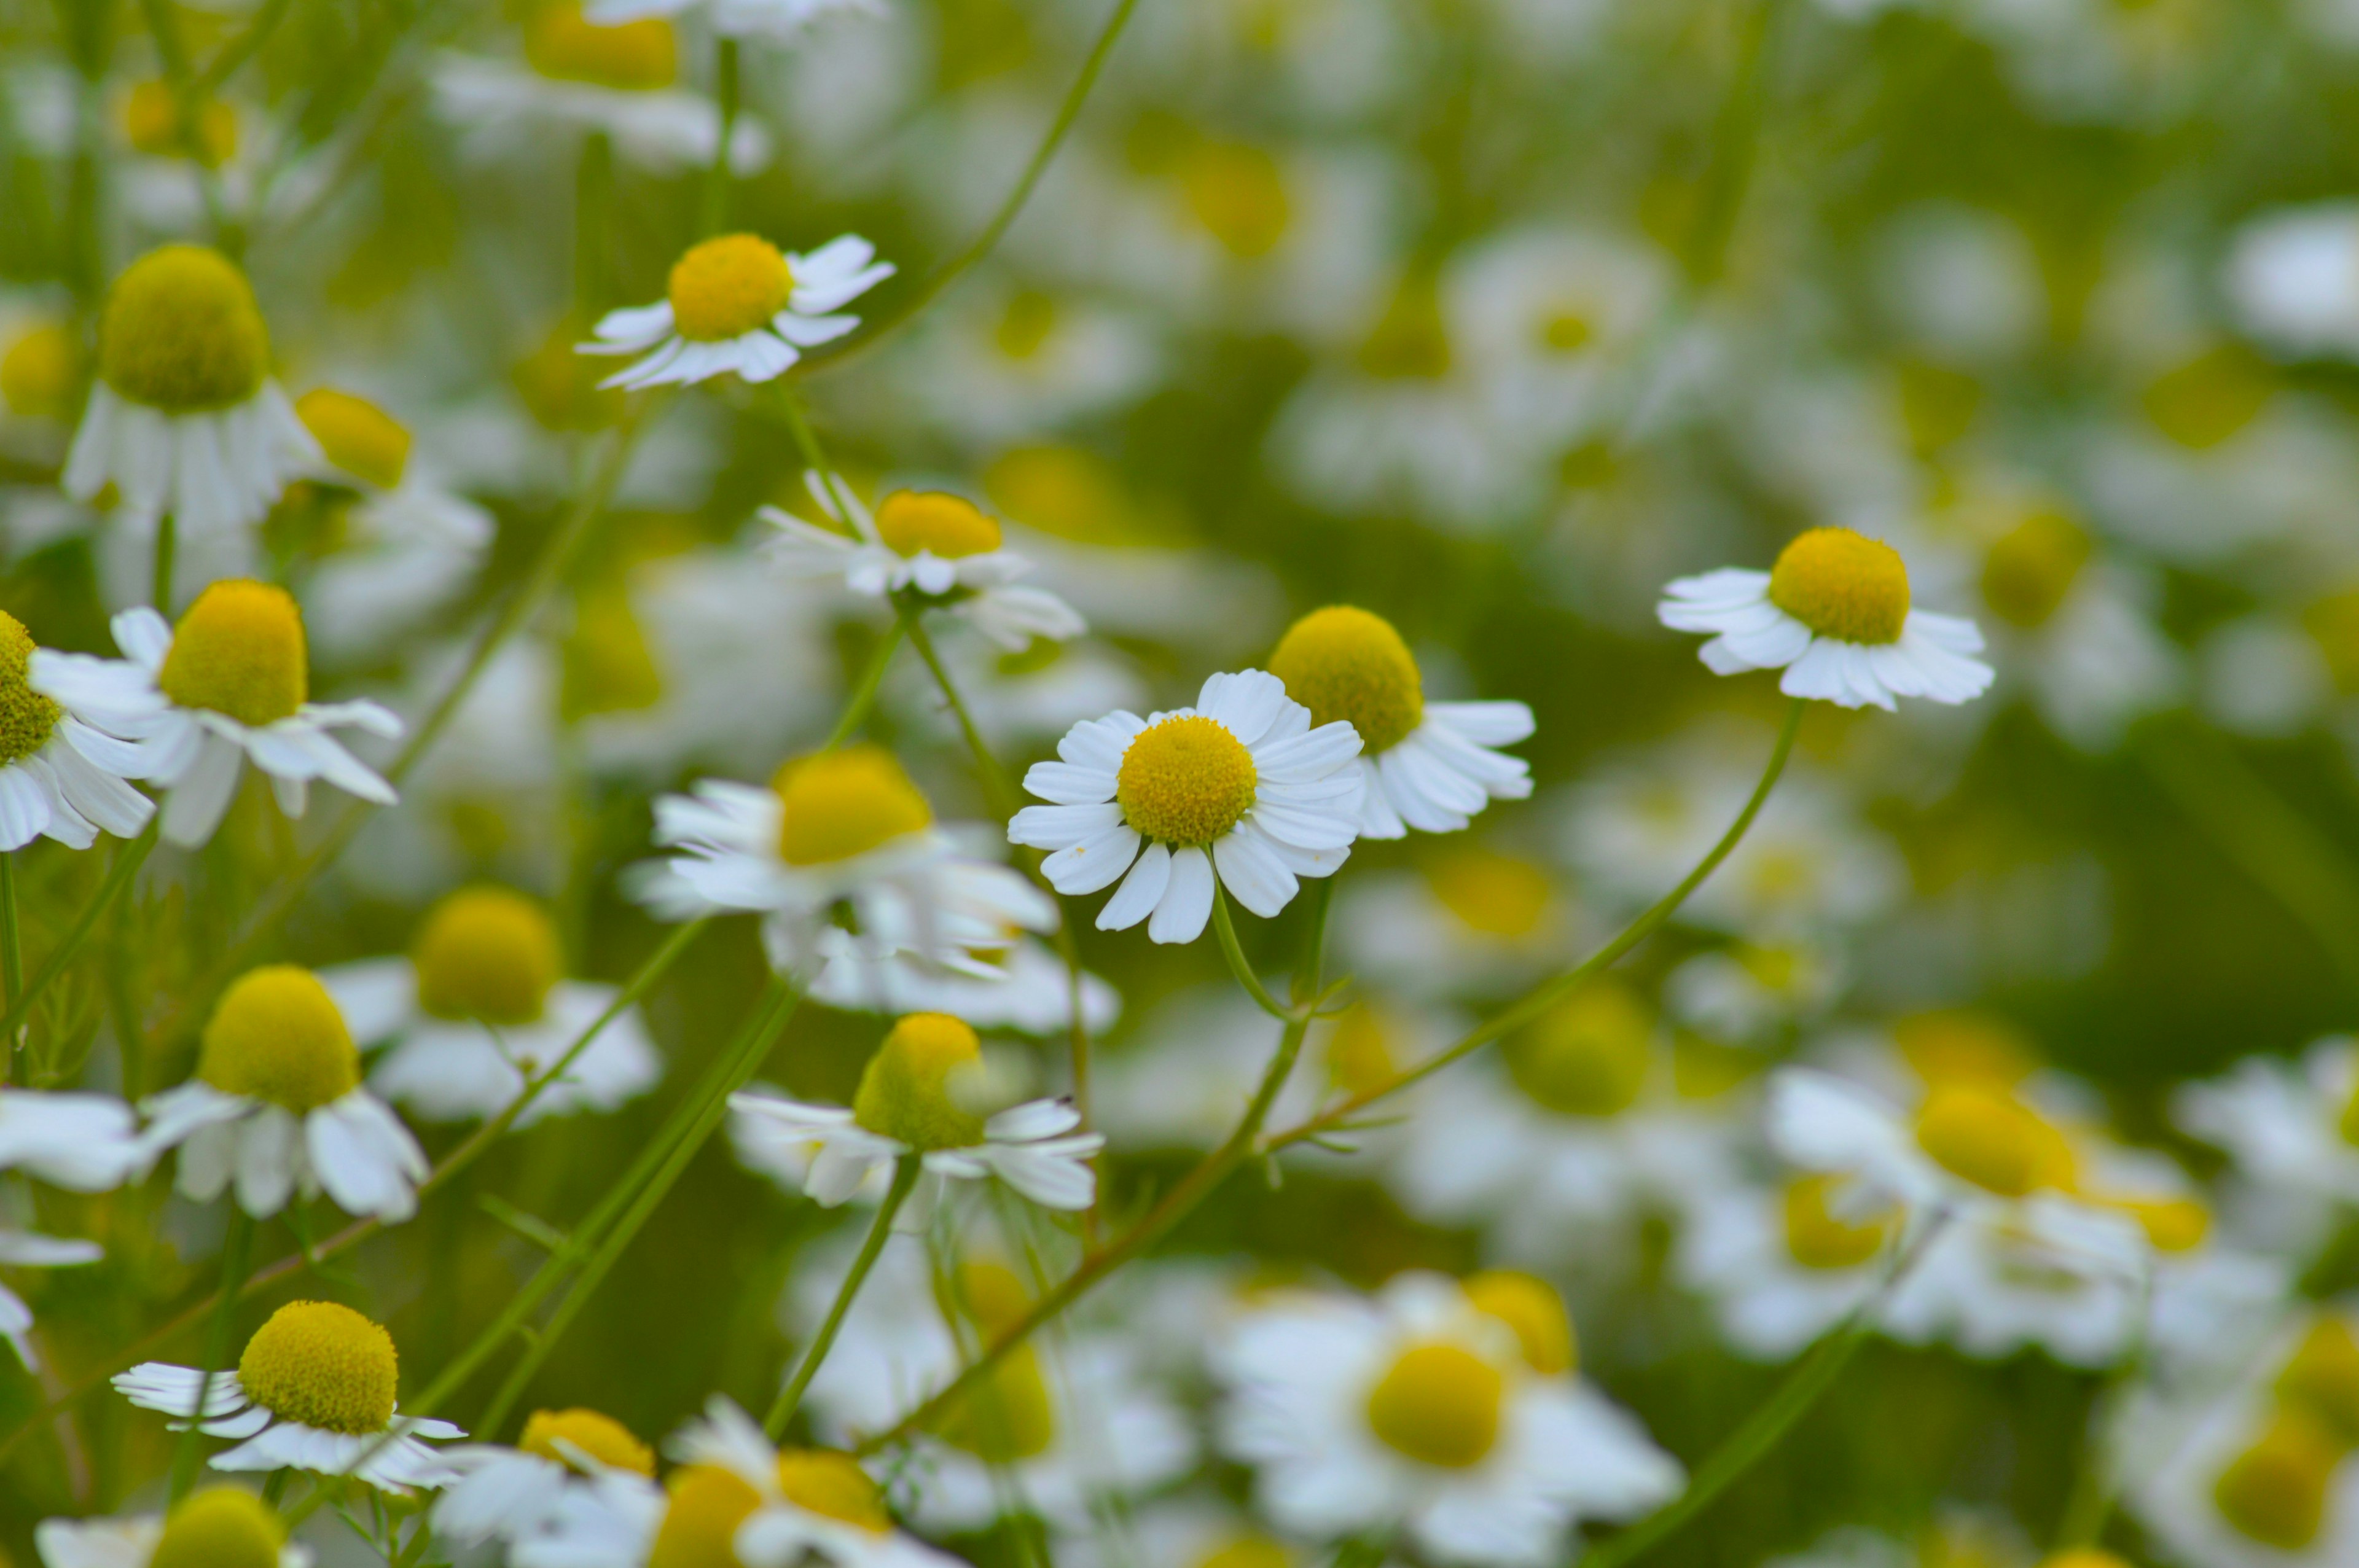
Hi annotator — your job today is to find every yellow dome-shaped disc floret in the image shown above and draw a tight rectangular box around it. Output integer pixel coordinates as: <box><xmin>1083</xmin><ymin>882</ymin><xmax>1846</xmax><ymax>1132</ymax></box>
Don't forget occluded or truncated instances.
<box><xmin>1980</xmin><ymin>509</ymin><xmax>2090</xmax><ymax>631</ymax></box>
<box><xmin>1116</xmin><ymin>715</ymin><xmax>1258</xmax><ymax>846</ymax></box>
<box><xmin>1199</xmin><ymin>1538</ymin><xmax>1293</xmax><ymax>1568</ymax></box>
<box><xmin>158</xmin><ymin>580</ymin><xmax>309</xmax><ymax>728</ymax></box>
<box><xmin>412</xmin><ymin>886</ymin><xmax>563</xmax><ymax>1026</ymax></box>
<box><xmin>929</xmin><ymin>1343</ymin><xmax>1057</xmax><ymax>1462</ymax></box>
<box><xmin>875</xmin><ymin>491</ymin><xmax>1003</xmax><ymax>560</ymax></box>
<box><xmin>1503</xmin><ymin>981</ymin><xmax>1654</xmax><ymax>1119</ymax></box>
<box><xmin>1365</xmin><ymin>1341</ymin><xmax>1504</xmax><ymax>1469</ymax></box>
<box><xmin>955</xmin><ymin>1260</ymin><xmax>1033</xmax><ymax>1335</ymax></box>
<box><xmin>1767</xmin><ymin>529</ymin><xmax>1911</xmax><ymax>646</ymax></box>
<box><xmin>0</xmin><ymin>612</ymin><xmax>62</xmax><ymax>766</ymax></box>
<box><xmin>1</xmin><ymin>322</ymin><xmax>82</xmax><ymax>420</ymax></box>
<box><xmin>295</xmin><ymin>388</ymin><xmax>411</xmax><ymax>491</ymax></box>
<box><xmin>124</xmin><ymin>80</ymin><xmax>238</xmax><ymax>166</ymax></box>
<box><xmin>2036</xmin><ymin>1553</ymin><xmax>2131</xmax><ymax>1568</ymax></box>
<box><xmin>2214</xmin><ymin>1411</ymin><xmax>2339</xmax><ymax>1550</ymax></box>
<box><xmin>149</xmin><ymin>1487</ymin><xmax>286</xmax><ymax>1568</ymax></box>
<box><xmin>1181</xmin><ymin>140</ymin><xmax>1291</xmax><ymax>259</ymax></box>
<box><xmin>668</xmin><ymin>236</ymin><xmax>792</xmax><ymax>343</ymax></box>
<box><xmin>1423</xmin><ymin>848</ymin><xmax>1552</xmax><ymax>938</ymax></box>
<box><xmin>2277</xmin><ymin>1317</ymin><xmax>2359</xmax><ymax>1450</ymax></box>
<box><xmin>1782</xmin><ymin>1174</ymin><xmax>1896</xmax><ymax>1270</ymax></box>
<box><xmin>237</xmin><ymin>1300</ymin><xmax>397</xmax><ymax>1435</ymax></box>
<box><xmin>198</xmin><ymin>965</ymin><xmax>359</xmax><ymax>1114</ymax></box>
<box><xmin>772</xmin><ymin>746</ymin><xmax>933</xmax><ymax>867</ymax></box>
<box><xmin>2113</xmin><ymin>1195</ymin><xmax>2210</xmax><ymax>1254</ymax></box>
<box><xmin>647</xmin><ymin>1464</ymin><xmax>762</xmax><ymax>1568</ymax></box>
<box><xmin>775</xmin><ymin>1450</ymin><xmax>890</xmax><ymax>1532</ymax></box>
<box><xmin>851</xmin><ymin>1013</ymin><xmax>989</xmax><ymax>1151</ymax></box>
<box><xmin>1269</xmin><ymin>606</ymin><xmax>1423</xmax><ymax>753</ymax></box>
<box><xmin>98</xmin><ymin>245</ymin><xmax>269</xmax><ymax>413</ymax></box>
<box><xmin>1912</xmin><ymin>1083</ymin><xmax>2067</xmax><ymax>1198</ymax></box>
<box><xmin>522</xmin><ymin>1407</ymin><xmax>655</xmax><ymax>1475</ymax></box>
<box><xmin>524</xmin><ymin>4</ymin><xmax>678</xmax><ymax>89</ymax></box>
<box><xmin>1465</xmin><ymin>1270</ymin><xmax>1576</xmax><ymax>1376</ymax></box>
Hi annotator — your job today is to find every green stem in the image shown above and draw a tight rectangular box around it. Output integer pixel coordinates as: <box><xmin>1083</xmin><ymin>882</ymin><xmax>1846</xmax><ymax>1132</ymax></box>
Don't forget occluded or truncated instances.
<box><xmin>701</xmin><ymin>37</ymin><xmax>740</xmax><ymax>236</ymax></box>
<box><xmin>0</xmin><ymin>820</ymin><xmax>158</xmax><ymax>1055</ymax></box>
<box><xmin>764</xmin><ymin>1155</ymin><xmax>921</xmax><ymax>1438</ymax></box>
<box><xmin>151</xmin><ymin>512</ymin><xmax>176</xmax><ymax>615</ymax></box>
<box><xmin>1</xmin><ymin>852</ymin><xmax>22</xmax><ymax>1075</ymax></box>
<box><xmin>1210</xmin><ymin>887</ymin><xmax>1292</xmax><ymax>1021</ymax></box>
<box><xmin>574</xmin><ymin>132</ymin><xmax>614</xmax><ymax>319</ymax></box>
<box><xmin>899</xmin><ymin>615</ymin><xmax>1021</xmax><ymax>820</ymax></box>
<box><xmin>193</xmin><ymin>0</ymin><xmax>299</xmax><ymax>94</ymax></box>
<box><xmin>824</xmin><ymin>615</ymin><xmax>908</xmax><ymax>749</ymax></box>
<box><xmin>166</xmin><ymin>1207</ymin><xmax>254</xmax><ymax>1503</ymax></box>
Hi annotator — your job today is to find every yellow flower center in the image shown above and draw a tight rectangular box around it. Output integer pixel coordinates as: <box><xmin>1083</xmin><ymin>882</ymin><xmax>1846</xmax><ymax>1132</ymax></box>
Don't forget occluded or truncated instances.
<box><xmin>198</xmin><ymin>966</ymin><xmax>359</xmax><ymax>1114</ymax></box>
<box><xmin>523</xmin><ymin>4</ymin><xmax>678</xmax><ymax>90</ymax></box>
<box><xmin>2143</xmin><ymin>343</ymin><xmax>2274</xmax><ymax>451</ymax></box>
<box><xmin>561</xmin><ymin>580</ymin><xmax>663</xmax><ymax>721</ymax></box>
<box><xmin>1423</xmin><ymin>848</ymin><xmax>1551</xmax><ymax>938</ymax></box>
<box><xmin>1980</xmin><ymin>509</ymin><xmax>2090</xmax><ymax>631</ymax></box>
<box><xmin>668</xmin><ymin>236</ymin><xmax>792</xmax><ymax>343</ymax></box>
<box><xmin>772</xmin><ymin>746</ymin><xmax>934</xmax><ymax>866</ymax></box>
<box><xmin>875</xmin><ymin>491</ymin><xmax>1003</xmax><ymax>560</ymax></box>
<box><xmin>124</xmin><ymin>80</ymin><xmax>238</xmax><ymax>167</ymax></box>
<box><xmin>648</xmin><ymin>1465</ymin><xmax>761</xmax><ymax>1568</ymax></box>
<box><xmin>775</xmin><ymin>1450</ymin><xmax>890</xmax><ymax>1532</ymax></box>
<box><xmin>983</xmin><ymin>445</ymin><xmax>1157</xmax><ymax>547</ymax></box>
<box><xmin>412</xmin><ymin>886</ymin><xmax>563</xmax><ymax>1026</ymax></box>
<box><xmin>1465</xmin><ymin>1271</ymin><xmax>1576</xmax><ymax>1376</ymax></box>
<box><xmin>1503</xmin><ymin>981</ymin><xmax>1654</xmax><ymax>1119</ymax></box>
<box><xmin>149</xmin><ymin>1488</ymin><xmax>285</xmax><ymax>1568</ymax></box>
<box><xmin>955</xmin><ymin>1260</ymin><xmax>1033</xmax><ymax>1335</ymax></box>
<box><xmin>2214</xmin><ymin>1412</ymin><xmax>2337</xmax><ymax>1550</ymax></box>
<box><xmin>1198</xmin><ymin>1538</ymin><xmax>1292</xmax><ymax>1568</ymax></box>
<box><xmin>1323</xmin><ymin>1002</ymin><xmax>1399</xmax><ymax>1099</ymax></box>
<box><xmin>1364</xmin><ymin>1342</ymin><xmax>1503</xmax><ymax>1469</ymax></box>
<box><xmin>1116</xmin><ymin>714</ymin><xmax>1258</xmax><ymax>846</ymax></box>
<box><xmin>931</xmin><ymin>1344</ymin><xmax>1057</xmax><ymax>1462</ymax></box>
<box><xmin>995</xmin><ymin>291</ymin><xmax>1058</xmax><ymax>361</ymax></box>
<box><xmin>1782</xmin><ymin>1174</ymin><xmax>1896</xmax><ymax>1271</ymax></box>
<box><xmin>2111</xmin><ymin>1195</ymin><xmax>2210</xmax><ymax>1254</ymax></box>
<box><xmin>1912</xmin><ymin>1084</ymin><xmax>2070</xmax><ymax>1198</ymax></box>
<box><xmin>851</xmin><ymin>1012</ymin><xmax>990</xmax><ymax>1151</ymax></box>
<box><xmin>1180</xmin><ymin>140</ymin><xmax>1291</xmax><ymax>259</ymax></box>
<box><xmin>1358</xmin><ymin>276</ymin><xmax>1452</xmax><ymax>381</ymax></box>
<box><xmin>98</xmin><ymin>245</ymin><xmax>270</xmax><ymax>413</ymax></box>
<box><xmin>521</xmin><ymin>1407</ymin><xmax>655</xmax><ymax>1474</ymax></box>
<box><xmin>2279</xmin><ymin>1319</ymin><xmax>2359</xmax><ymax>1451</ymax></box>
<box><xmin>1267</xmin><ymin>606</ymin><xmax>1423</xmax><ymax>754</ymax></box>
<box><xmin>1892</xmin><ymin>1009</ymin><xmax>2036</xmax><ymax>1090</ymax></box>
<box><xmin>1</xmin><ymin>322</ymin><xmax>82</xmax><ymax>420</ymax></box>
<box><xmin>158</xmin><ymin>580</ymin><xmax>309</xmax><ymax>728</ymax></box>
<box><xmin>1767</xmin><ymin>529</ymin><xmax>1911</xmax><ymax>646</ymax></box>
<box><xmin>0</xmin><ymin>612</ymin><xmax>62</xmax><ymax>766</ymax></box>
<box><xmin>1538</xmin><ymin>307</ymin><xmax>1595</xmax><ymax>354</ymax></box>
<box><xmin>295</xmin><ymin>388</ymin><xmax>410</xmax><ymax>491</ymax></box>
<box><xmin>237</xmin><ymin>1300</ymin><xmax>398</xmax><ymax>1435</ymax></box>
<box><xmin>2036</xmin><ymin>1553</ymin><xmax>2131</xmax><ymax>1568</ymax></box>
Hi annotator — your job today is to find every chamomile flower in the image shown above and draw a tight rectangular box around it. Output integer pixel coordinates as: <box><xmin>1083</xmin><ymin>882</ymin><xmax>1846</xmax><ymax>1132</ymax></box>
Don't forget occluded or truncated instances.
<box><xmin>323</xmin><ymin>885</ymin><xmax>659</xmax><ymax>1126</ymax></box>
<box><xmin>0</xmin><ymin>610</ymin><xmax>152</xmax><ymax>851</ymax></box>
<box><xmin>29</xmin><ymin>585</ymin><xmax>401</xmax><ymax>849</ymax></box>
<box><xmin>114</xmin><ymin>1300</ymin><xmax>462</xmax><ymax>1491</ymax></box>
<box><xmin>1657</xmin><ymin>527</ymin><xmax>1994</xmax><ymax>710</ymax></box>
<box><xmin>1675</xmin><ymin>1172</ymin><xmax>1903</xmax><ymax>1360</ymax></box>
<box><xmin>1215</xmin><ymin>1271</ymin><xmax>1683</xmax><ymax>1566</ymax></box>
<box><xmin>585</xmin><ymin>0</ymin><xmax>883</xmax><ymax>41</ymax></box>
<box><xmin>580</xmin><ymin>233</ymin><xmax>892</xmax><ymax>390</ymax></box>
<box><xmin>434</xmin><ymin>1407</ymin><xmax>657</xmax><ymax>1550</ymax></box>
<box><xmin>809</xmin><ymin>929</ymin><xmax>1122</xmax><ymax>1037</ymax></box>
<box><xmin>136</xmin><ymin>965</ymin><xmax>430</xmax><ymax>1222</ymax></box>
<box><xmin>1010</xmin><ymin>669</ymin><xmax>1364</xmax><ymax>944</ymax></box>
<box><xmin>764</xmin><ymin>478</ymin><xmax>1087</xmax><ymax>651</ymax></box>
<box><xmin>63</xmin><ymin>246</ymin><xmax>319</xmax><ymax>542</ymax></box>
<box><xmin>669</xmin><ymin>1397</ymin><xmax>964</xmax><ymax>1568</ymax></box>
<box><xmin>36</xmin><ymin>1488</ymin><xmax>312</xmax><ymax>1568</ymax></box>
<box><xmin>729</xmin><ymin>1012</ymin><xmax>1101</xmax><ymax>1230</ymax></box>
<box><xmin>2174</xmin><ymin>1037</ymin><xmax>2359</xmax><ymax>1216</ymax></box>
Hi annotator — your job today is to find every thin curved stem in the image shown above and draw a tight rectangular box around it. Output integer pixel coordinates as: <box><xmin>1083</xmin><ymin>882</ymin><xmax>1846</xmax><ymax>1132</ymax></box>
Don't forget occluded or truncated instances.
<box><xmin>826</xmin><ymin>615</ymin><xmax>909</xmax><ymax>749</ymax></box>
<box><xmin>765</xmin><ymin>1156</ymin><xmax>921</xmax><ymax>1437</ymax></box>
<box><xmin>0</xmin><ymin>853</ymin><xmax>21</xmax><ymax>1076</ymax></box>
<box><xmin>0</xmin><ymin>822</ymin><xmax>158</xmax><ymax>1061</ymax></box>
<box><xmin>194</xmin><ymin>0</ymin><xmax>299</xmax><ymax>95</ymax></box>
<box><xmin>151</xmin><ymin>513</ymin><xmax>176</xmax><ymax>616</ymax></box>
<box><xmin>701</xmin><ymin>38</ymin><xmax>740</xmax><ymax>236</ymax></box>
<box><xmin>1210</xmin><ymin>888</ymin><xmax>1293</xmax><ymax>1021</ymax></box>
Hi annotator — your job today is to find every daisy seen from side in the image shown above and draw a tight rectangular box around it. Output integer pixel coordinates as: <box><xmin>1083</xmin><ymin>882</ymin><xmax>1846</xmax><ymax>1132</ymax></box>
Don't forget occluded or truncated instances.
<box><xmin>0</xmin><ymin>608</ymin><xmax>152</xmax><ymax>851</ymax></box>
<box><xmin>581</xmin><ymin>232</ymin><xmax>891</xmax><ymax>390</ymax></box>
<box><xmin>434</xmin><ymin>1406</ymin><xmax>657</xmax><ymax>1550</ymax></box>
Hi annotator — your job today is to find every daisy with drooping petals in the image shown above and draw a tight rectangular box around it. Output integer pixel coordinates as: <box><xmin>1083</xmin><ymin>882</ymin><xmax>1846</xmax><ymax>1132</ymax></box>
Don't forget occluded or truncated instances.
<box><xmin>36</xmin><ymin>1488</ymin><xmax>313</xmax><ymax>1568</ymax></box>
<box><xmin>581</xmin><ymin>232</ymin><xmax>892</xmax><ymax>391</ymax></box>
<box><xmin>1267</xmin><ymin>604</ymin><xmax>1532</xmax><ymax>838</ymax></box>
<box><xmin>1010</xmin><ymin>669</ymin><xmax>1364</xmax><ymax>944</ymax></box>
<box><xmin>31</xmin><ymin>585</ymin><xmax>400</xmax><ymax>849</ymax></box>
<box><xmin>114</xmin><ymin>1300</ymin><xmax>462</xmax><ymax>1492</ymax></box>
<box><xmin>1657</xmin><ymin>527</ymin><xmax>1994</xmax><ymax>710</ymax></box>
<box><xmin>434</xmin><ymin>1406</ymin><xmax>657</xmax><ymax>1550</ymax></box>
<box><xmin>0</xmin><ymin>609</ymin><xmax>152</xmax><ymax>850</ymax></box>
<box><xmin>136</xmin><ymin>965</ymin><xmax>431</xmax><ymax>1222</ymax></box>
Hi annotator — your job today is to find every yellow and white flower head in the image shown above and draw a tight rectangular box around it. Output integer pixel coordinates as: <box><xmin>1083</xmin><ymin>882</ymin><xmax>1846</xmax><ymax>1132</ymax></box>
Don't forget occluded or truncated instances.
<box><xmin>1675</xmin><ymin>1169</ymin><xmax>1904</xmax><ymax>1361</ymax></box>
<box><xmin>1268</xmin><ymin>606</ymin><xmax>1532</xmax><ymax>838</ymax></box>
<box><xmin>2176</xmin><ymin>1036</ymin><xmax>2359</xmax><ymax>1224</ymax></box>
<box><xmin>136</xmin><ymin>965</ymin><xmax>431</xmax><ymax>1222</ymax></box>
<box><xmin>113</xmin><ymin>1300</ymin><xmax>463</xmax><ymax>1491</ymax></box>
<box><xmin>1214</xmin><ymin>1271</ymin><xmax>1684</xmax><ymax>1566</ymax></box>
<box><xmin>585</xmin><ymin>0</ymin><xmax>883</xmax><ymax>41</ymax></box>
<box><xmin>729</xmin><ymin>1012</ymin><xmax>1103</xmax><ymax>1230</ymax></box>
<box><xmin>1657</xmin><ymin>528</ymin><xmax>1995</xmax><ymax>710</ymax></box>
<box><xmin>0</xmin><ymin>609</ymin><xmax>152</xmax><ymax>851</ymax></box>
<box><xmin>35</xmin><ymin>1488</ymin><xmax>313</xmax><ymax>1568</ymax></box>
<box><xmin>29</xmin><ymin>584</ymin><xmax>401</xmax><ymax>849</ymax></box>
<box><xmin>581</xmin><ymin>233</ymin><xmax>892</xmax><ymax>390</ymax></box>
<box><xmin>63</xmin><ymin>246</ymin><xmax>320</xmax><ymax>540</ymax></box>
<box><xmin>636</xmin><ymin>744</ymin><xmax>1055</xmax><ymax>979</ymax></box>
<box><xmin>1011</xmin><ymin>669</ymin><xmax>1364</xmax><ymax>945</ymax></box>
<box><xmin>764</xmin><ymin>477</ymin><xmax>1087</xmax><ymax>651</ymax></box>
<box><xmin>433</xmin><ymin>1406</ymin><xmax>657</xmax><ymax>1551</ymax></box>
<box><xmin>321</xmin><ymin>884</ymin><xmax>660</xmax><ymax>1126</ymax></box>
<box><xmin>808</xmin><ymin>926</ymin><xmax>1122</xmax><ymax>1039</ymax></box>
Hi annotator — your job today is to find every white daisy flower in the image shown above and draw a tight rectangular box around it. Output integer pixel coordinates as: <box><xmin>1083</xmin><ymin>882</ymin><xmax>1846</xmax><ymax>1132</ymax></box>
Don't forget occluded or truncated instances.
<box><xmin>669</xmin><ymin>1397</ymin><xmax>966</xmax><ymax>1568</ymax></box>
<box><xmin>2175</xmin><ymin>1037</ymin><xmax>2359</xmax><ymax>1214</ymax></box>
<box><xmin>322</xmin><ymin>885</ymin><xmax>659</xmax><ymax>1126</ymax></box>
<box><xmin>581</xmin><ymin>233</ymin><xmax>892</xmax><ymax>391</ymax></box>
<box><xmin>1010</xmin><ymin>669</ymin><xmax>1364</xmax><ymax>945</ymax></box>
<box><xmin>729</xmin><ymin>1012</ymin><xmax>1101</xmax><ymax>1231</ymax></box>
<box><xmin>764</xmin><ymin>477</ymin><xmax>1087</xmax><ymax>652</ymax></box>
<box><xmin>1657</xmin><ymin>527</ymin><xmax>1994</xmax><ymax>710</ymax></box>
<box><xmin>2227</xmin><ymin>200</ymin><xmax>2359</xmax><ymax>361</ymax></box>
<box><xmin>29</xmin><ymin>586</ymin><xmax>401</xmax><ymax>850</ymax></box>
<box><xmin>0</xmin><ymin>608</ymin><xmax>152</xmax><ymax>851</ymax></box>
<box><xmin>114</xmin><ymin>1300</ymin><xmax>462</xmax><ymax>1492</ymax></box>
<box><xmin>808</xmin><ymin>929</ymin><xmax>1121</xmax><ymax>1038</ymax></box>
<box><xmin>1215</xmin><ymin>1271</ymin><xmax>1683</xmax><ymax>1566</ymax></box>
<box><xmin>1675</xmin><ymin>1172</ymin><xmax>1901</xmax><ymax>1360</ymax></box>
<box><xmin>585</xmin><ymin>0</ymin><xmax>883</xmax><ymax>41</ymax></box>
<box><xmin>434</xmin><ymin>1406</ymin><xmax>657</xmax><ymax>1550</ymax></box>
<box><xmin>136</xmin><ymin>965</ymin><xmax>430</xmax><ymax>1223</ymax></box>
<box><xmin>1264</xmin><ymin>605</ymin><xmax>1531</xmax><ymax>838</ymax></box>
<box><xmin>0</xmin><ymin>1088</ymin><xmax>149</xmax><ymax>1191</ymax></box>
<box><xmin>62</xmin><ymin>245</ymin><xmax>319</xmax><ymax>544</ymax></box>
<box><xmin>36</xmin><ymin>1488</ymin><xmax>313</xmax><ymax>1568</ymax></box>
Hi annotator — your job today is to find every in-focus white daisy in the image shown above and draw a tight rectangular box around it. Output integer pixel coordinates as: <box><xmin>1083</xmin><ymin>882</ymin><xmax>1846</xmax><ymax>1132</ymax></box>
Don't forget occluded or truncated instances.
<box><xmin>586</xmin><ymin>0</ymin><xmax>883</xmax><ymax>41</ymax></box>
<box><xmin>1266</xmin><ymin>605</ymin><xmax>1531</xmax><ymax>838</ymax></box>
<box><xmin>1010</xmin><ymin>669</ymin><xmax>1364</xmax><ymax>944</ymax></box>
<box><xmin>730</xmin><ymin>1012</ymin><xmax>1101</xmax><ymax>1230</ymax></box>
<box><xmin>36</xmin><ymin>1488</ymin><xmax>312</xmax><ymax>1568</ymax></box>
<box><xmin>114</xmin><ymin>1300</ymin><xmax>461</xmax><ymax>1492</ymax></box>
<box><xmin>581</xmin><ymin>233</ymin><xmax>891</xmax><ymax>390</ymax></box>
<box><xmin>764</xmin><ymin>476</ymin><xmax>1087</xmax><ymax>651</ymax></box>
<box><xmin>31</xmin><ymin>586</ymin><xmax>401</xmax><ymax>849</ymax></box>
<box><xmin>136</xmin><ymin>965</ymin><xmax>430</xmax><ymax>1222</ymax></box>
<box><xmin>1215</xmin><ymin>1271</ymin><xmax>1683</xmax><ymax>1566</ymax></box>
<box><xmin>0</xmin><ymin>609</ymin><xmax>152</xmax><ymax>851</ymax></box>
<box><xmin>434</xmin><ymin>1406</ymin><xmax>657</xmax><ymax>1550</ymax></box>
<box><xmin>62</xmin><ymin>244</ymin><xmax>319</xmax><ymax>544</ymax></box>
<box><xmin>323</xmin><ymin>884</ymin><xmax>659</xmax><ymax>1125</ymax></box>
<box><xmin>1657</xmin><ymin>527</ymin><xmax>1994</xmax><ymax>710</ymax></box>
